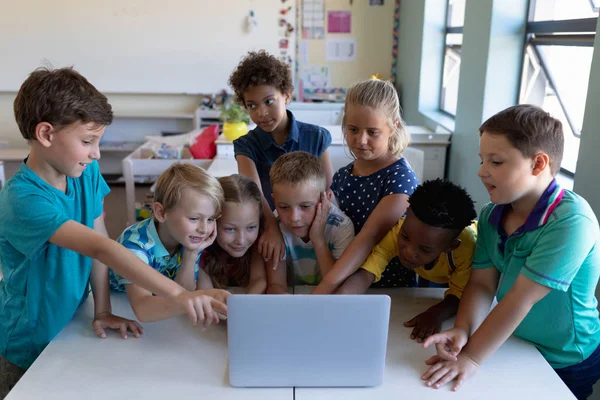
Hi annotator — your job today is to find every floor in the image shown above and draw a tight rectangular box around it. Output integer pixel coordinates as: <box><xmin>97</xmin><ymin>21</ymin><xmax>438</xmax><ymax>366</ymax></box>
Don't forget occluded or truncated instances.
<box><xmin>103</xmin><ymin>184</ymin><xmax>151</xmax><ymax>239</ymax></box>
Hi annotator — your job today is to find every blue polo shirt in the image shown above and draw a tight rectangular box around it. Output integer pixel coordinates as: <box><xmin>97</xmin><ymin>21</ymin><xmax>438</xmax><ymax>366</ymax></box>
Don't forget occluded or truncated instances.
<box><xmin>472</xmin><ymin>179</ymin><xmax>600</xmax><ymax>368</ymax></box>
<box><xmin>0</xmin><ymin>160</ymin><xmax>109</xmax><ymax>369</ymax></box>
<box><xmin>110</xmin><ymin>218</ymin><xmax>200</xmax><ymax>292</ymax></box>
<box><xmin>233</xmin><ymin>110</ymin><xmax>332</xmax><ymax>210</ymax></box>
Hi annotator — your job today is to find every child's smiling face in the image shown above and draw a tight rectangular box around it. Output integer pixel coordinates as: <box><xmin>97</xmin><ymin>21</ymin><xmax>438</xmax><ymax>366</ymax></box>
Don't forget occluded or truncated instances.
<box><xmin>216</xmin><ymin>201</ymin><xmax>261</xmax><ymax>258</ymax></box>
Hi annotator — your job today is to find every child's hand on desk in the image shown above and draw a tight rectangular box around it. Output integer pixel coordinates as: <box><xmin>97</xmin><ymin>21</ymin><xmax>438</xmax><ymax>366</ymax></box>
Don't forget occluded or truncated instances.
<box><xmin>403</xmin><ymin>310</ymin><xmax>444</xmax><ymax>343</ymax></box>
<box><xmin>422</xmin><ymin>327</ymin><xmax>469</xmax><ymax>361</ymax></box>
<box><xmin>421</xmin><ymin>352</ymin><xmax>480</xmax><ymax>391</ymax></box>
<box><xmin>175</xmin><ymin>290</ymin><xmax>230</xmax><ymax>330</ymax></box>
<box><xmin>92</xmin><ymin>312</ymin><xmax>144</xmax><ymax>339</ymax></box>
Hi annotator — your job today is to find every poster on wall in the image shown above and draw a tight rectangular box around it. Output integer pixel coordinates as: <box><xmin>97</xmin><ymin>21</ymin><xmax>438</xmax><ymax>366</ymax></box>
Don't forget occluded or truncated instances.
<box><xmin>301</xmin><ymin>65</ymin><xmax>330</xmax><ymax>89</ymax></box>
<box><xmin>326</xmin><ymin>38</ymin><xmax>357</xmax><ymax>61</ymax></box>
<box><xmin>369</xmin><ymin>0</ymin><xmax>384</xmax><ymax>5</ymax></box>
<box><xmin>328</xmin><ymin>11</ymin><xmax>351</xmax><ymax>33</ymax></box>
<box><xmin>302</xmin><ymin>0</ymin><xmax>325</xmax><ymax>39</ymax></box>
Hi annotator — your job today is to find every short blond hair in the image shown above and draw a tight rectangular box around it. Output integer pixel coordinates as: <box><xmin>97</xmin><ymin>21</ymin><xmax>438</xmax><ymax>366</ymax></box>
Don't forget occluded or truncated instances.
<box><xmin>154</xmin><ymin>163</ymin><xmax>224</xmax><ymax>215</ymax></box>
<box><xmin>342</xmin><ymin>79</ymin><xmax>410</xmax><ymax>156</ymax></box>
<box><xmin>269</xmin><ymin>151</ymin><xmax>326</xmax><ymax>192</ymax></box>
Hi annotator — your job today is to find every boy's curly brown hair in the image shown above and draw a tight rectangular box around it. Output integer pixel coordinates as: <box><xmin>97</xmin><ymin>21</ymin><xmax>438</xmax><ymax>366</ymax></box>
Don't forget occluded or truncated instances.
<box><xmin>228</xmin><ymin>50</ymin><xmax>294</xmax><ymax>104</ymax></box>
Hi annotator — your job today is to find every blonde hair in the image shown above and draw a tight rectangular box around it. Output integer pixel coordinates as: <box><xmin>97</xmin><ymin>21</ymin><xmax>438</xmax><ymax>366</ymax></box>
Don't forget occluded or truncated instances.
<box><xmin>342</xmin><ymin>79</ymin><xmax>410</xmax><ymax>157</ymax></box>
<box><xmin>205</xmin><ymin>175</ymin><xmax>263</xmax><ymax>289</ymax></box>
<box><xmin>154</xmin><ymin>163</ymin><xmax>224</xmax><ymax>216</ymax></box>
<box><xmin>269</xmin><ymin>151</ymin><xmax>326</xmax><ymax>192</ymax></box>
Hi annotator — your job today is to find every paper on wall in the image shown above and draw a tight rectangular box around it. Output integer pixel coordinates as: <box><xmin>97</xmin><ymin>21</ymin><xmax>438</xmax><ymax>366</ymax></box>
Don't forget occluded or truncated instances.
<box><xmin>302</xmin><ymin>0</ymin><xmax>325</xmax><ymax>39</ymax></box>
<box><xmin>301</xmin><ymin>65</ymin><xmax>330</xmax><ymax>89</ymax></box>
<box><xmin>326</xmin><ymin>38</ymin><xmax>357</xmax><ymax>61</ymax></box>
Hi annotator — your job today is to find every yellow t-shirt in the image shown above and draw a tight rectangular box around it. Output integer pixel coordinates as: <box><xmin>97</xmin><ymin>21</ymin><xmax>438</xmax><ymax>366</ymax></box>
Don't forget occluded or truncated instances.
<box><xmin>361</xmin><ymin>219</ymin><xmax>477</xmax><ymax>298</ymax></box>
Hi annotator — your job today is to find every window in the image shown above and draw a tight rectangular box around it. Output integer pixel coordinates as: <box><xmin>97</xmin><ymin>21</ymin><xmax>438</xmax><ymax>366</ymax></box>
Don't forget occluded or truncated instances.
<box><xmin>440</xmin><ymin>0</ymin><xmax>466</xmax><ymax>116</ymax></box>
<box><xmin>519</xmin><ymin>0</ymin><xmax>598</xmax><ymax>174</ymax></box>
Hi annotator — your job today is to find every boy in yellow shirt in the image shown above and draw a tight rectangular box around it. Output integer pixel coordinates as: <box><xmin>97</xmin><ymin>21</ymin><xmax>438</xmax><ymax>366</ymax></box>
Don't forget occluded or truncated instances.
<box><xmin>337</xmin><ymin>179</ymin><xmax>477</xmax><ymax>342</ymax></box>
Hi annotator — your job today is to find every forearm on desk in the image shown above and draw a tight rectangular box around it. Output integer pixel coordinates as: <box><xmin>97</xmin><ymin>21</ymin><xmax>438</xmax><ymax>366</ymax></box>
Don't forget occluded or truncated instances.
<box><xmin>90</xmin><ymin>261</ymin><xmax>112</xmax><ymax>316</ymax></box>
<box><xmin>266</xmin><ymin>259</ymin><xmax>288</xmax><ymax>294</ymax></box>
<box><xmin>461</xmin><ymin>291</ymin><xmax>533</xmax><ymax>364</ymax></box>
<box><xmin>267</xmin><ymin>284</ymin><xmax>288</xmax><ymax>294</ymax></box>
<box><xmin>315</xmin><ymin>232</ymin><xmax>377</xmax><ymax>293</ymax></box>
<box><xmin>454</xmin><ymin>270</ymin><xmax>498</xmax><ymax>335</ymax></box>
<box><xmin>461</xmin><ymin>275</ymin><xmax>550</xmax><ymax>364</ymax></box>
<box><xmin>126</xmin><ymin>286</ymin><xmax>184</xmax><ymax>323</ymax></box>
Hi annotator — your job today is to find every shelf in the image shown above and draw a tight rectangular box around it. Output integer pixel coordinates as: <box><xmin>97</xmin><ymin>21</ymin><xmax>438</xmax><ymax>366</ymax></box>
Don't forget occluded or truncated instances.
<box><xmin>100</xmin><ymin>142</ymin><xmax>144</xmax><ymax>153</ymax></box>
<box><xmin>113</xmin><ymin>112</ymin><xmax>195</xmax><ymax>119</ymax></box>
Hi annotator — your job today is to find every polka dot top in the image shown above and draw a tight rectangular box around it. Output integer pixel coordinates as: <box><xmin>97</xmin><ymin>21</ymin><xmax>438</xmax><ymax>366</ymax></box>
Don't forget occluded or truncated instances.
<box><xmin>331</xmin><ymin>157</ymin><xmax>419</xmax><ymax>233</ymax></box>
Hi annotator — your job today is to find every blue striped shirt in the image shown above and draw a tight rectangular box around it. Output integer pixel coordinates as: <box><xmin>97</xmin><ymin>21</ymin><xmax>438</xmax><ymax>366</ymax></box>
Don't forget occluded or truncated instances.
<box><xmin>110</xmin><ymin>218</ymin><xmax>200</xmax><ymax>292</ymax></box>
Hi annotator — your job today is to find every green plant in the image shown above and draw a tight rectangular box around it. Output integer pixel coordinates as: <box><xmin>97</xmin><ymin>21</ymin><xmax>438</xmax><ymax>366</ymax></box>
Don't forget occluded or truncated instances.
<box><xmin>219</xmin><ymin>103</ymin><xmax>250</xmax><ymax>124</ymax></box>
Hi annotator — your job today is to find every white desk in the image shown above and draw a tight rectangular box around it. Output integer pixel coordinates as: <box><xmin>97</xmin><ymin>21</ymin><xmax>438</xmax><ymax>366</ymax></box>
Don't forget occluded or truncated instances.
<box><xmin>6</xmin><ymin>292</ymin><xmax>292</xmax><ymax>400</ymax></box>
<box><xmin>294</xmin><ymin>287</ymin><xmax>574</xmax><ymax>399</ymax></box>
<box><xmin>7</xmin><ymin>288</ymin><xmax>574</xmax><ymax>400</ymax></box>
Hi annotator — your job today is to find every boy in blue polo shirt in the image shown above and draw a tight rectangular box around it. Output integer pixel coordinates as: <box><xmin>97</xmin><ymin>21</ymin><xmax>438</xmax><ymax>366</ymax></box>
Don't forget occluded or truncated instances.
<box><xmin>229</xmin><ymin>50</ymin><xmax>333</xmax><ymax>267</ymax></box>
<box><xmin>110</xmin><ymin>163</ymin><xmax>229</xmax><ymax>323</ymax></box>
<box><xmin>422</xmin><ymin>105</ymin><xmax>600</xmax><ymax>399</ymax></box>
<box><xmin>0</xmin><ymin>68</ymin><xmax>229</xmax><ymax>397</ymax></box>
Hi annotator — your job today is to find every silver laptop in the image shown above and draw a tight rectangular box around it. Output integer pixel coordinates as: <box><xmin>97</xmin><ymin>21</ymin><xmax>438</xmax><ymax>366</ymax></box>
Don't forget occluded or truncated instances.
<box><xmin>227</xmin><ymin>294</ymin><xmax>391</xmax><ymax>387</ymax></box>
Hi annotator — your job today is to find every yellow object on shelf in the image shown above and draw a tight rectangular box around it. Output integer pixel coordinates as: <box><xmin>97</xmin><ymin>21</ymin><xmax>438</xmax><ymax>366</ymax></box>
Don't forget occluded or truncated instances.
<box><xmin>223</xmin><ymin>122</ymin><xmax>248</xmax><ymax>142</ymax></box>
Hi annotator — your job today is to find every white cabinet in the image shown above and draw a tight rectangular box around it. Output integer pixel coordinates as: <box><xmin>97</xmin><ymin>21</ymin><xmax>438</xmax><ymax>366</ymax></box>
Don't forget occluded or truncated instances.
<box><xmin>287</xmin><ymin>102</ymin><xmax>344</xmax><ymax>126</ymax></box>
<box><xmin>215</xmin><ymin>125</ymin><xmax>450</xmax><ymax>182</ymax></box>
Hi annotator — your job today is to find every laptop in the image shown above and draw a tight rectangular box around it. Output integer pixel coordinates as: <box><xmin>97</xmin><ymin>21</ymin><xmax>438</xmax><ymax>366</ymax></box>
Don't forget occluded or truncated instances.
<box><xmin>227</xmin><ymin>294</ymin><xmax>391</xmax><ymax>387</ymax></box>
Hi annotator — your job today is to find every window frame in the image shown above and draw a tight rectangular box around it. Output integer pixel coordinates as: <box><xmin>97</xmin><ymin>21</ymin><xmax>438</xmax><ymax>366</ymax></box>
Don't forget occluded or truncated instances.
<box><xmin>439</xmin><ymin>1</ymin><xmax>465</xmax><ymax>117</ymax></box>
<box><xmin>521</xmin><ymin>0</ymin><xmax>597</xmax><ymax>175</ymax></box>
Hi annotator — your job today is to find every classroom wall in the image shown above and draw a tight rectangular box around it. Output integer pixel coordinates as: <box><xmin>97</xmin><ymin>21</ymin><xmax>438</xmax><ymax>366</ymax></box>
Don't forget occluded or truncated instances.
<box><xmin>0</xmin><ymin>92</ymin><xmax>201</xmax><ymax>148</ymax></box>
<box><xmin>0</xmin><ymin>94</ymin><xmax>19</xmax><ymax>147</ymax></box>
<box><xmin>301</xmin><ymin>0</ymin><xmax>396</xmax><ymax>89</ymax></box>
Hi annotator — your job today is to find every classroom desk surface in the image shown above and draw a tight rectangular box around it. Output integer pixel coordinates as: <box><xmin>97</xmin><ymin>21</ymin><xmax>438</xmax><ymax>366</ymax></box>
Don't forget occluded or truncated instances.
<box><xmin>6</xmin><ymin>291</ymin><xmax>291</xmax><ymax>400</ymax></box>
<box><xmin>7</xmin><ymin>288</ymin><xmax>574</xmax><ymax>400</ymax></box>
<box><xmin>294</xmin><ymin>286</ymin><xmax>575</xmax><ymax>400</ymax></box>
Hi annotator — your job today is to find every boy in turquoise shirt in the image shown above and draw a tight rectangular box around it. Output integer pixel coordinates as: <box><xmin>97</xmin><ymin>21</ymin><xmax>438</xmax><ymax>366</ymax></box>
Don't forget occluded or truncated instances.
<box><xmin>423</xmin><ymin>105</ymin><xmax>600</xmax><ymax>399</ymax></box>
<box><xmin>0</xmin><ymin>68</ymin><xmax>229</xmax><ymax>397</ymax></box>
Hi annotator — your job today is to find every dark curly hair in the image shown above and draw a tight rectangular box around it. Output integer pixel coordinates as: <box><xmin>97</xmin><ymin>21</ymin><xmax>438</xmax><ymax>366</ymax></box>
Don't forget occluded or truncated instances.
<box><xmin>228</xmin><ymin>50</ymin><xmax>294</xmax><ymax>104</ymax></box>
<box><xmin>409</xmin><ymin>179</ymin><xmax>476</xmax><ymax>231</ymax></box>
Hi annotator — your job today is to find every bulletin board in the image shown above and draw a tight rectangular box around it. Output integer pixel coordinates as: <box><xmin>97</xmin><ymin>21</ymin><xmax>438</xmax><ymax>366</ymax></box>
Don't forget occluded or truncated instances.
<box><xmin>296</xmin><ymin>0</ymin><xmax>399</xmax><ymax>101</ymax></box>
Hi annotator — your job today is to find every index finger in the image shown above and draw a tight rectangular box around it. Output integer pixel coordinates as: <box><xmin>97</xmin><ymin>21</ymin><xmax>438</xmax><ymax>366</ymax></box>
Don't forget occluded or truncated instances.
<box><xmin>422</xmin><ymin>333</ymin><xmax>446</xmax><ymax>349</ymax></box>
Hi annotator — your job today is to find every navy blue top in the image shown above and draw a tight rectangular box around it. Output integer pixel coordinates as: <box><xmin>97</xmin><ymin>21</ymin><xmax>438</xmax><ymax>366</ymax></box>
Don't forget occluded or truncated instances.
<box><xmin>331</xmin><ymin>157</ymin><xmax>419</xmax><ymax>233</ymax></box>
<box><xmin>233</xmin><ymin>110</ymin><xmax>332</xmax><ymax>210</ymax></box>
<box><xmin>331</xmin><ymin>157</ymin><xmax>419</xmax><ymax>288</ymax></box>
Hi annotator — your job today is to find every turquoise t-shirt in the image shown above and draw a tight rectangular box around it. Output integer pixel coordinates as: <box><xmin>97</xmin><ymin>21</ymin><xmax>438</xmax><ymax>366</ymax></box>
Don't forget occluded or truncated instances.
<box><xmin>0</xmin><ymin>160</ymin><xmax>109</xmax><ymax>369</ymax></box>
<box><xmin>473</xmin><ymin>181</ymin><xmax>600</xmax><ymax>368</ymax></box>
